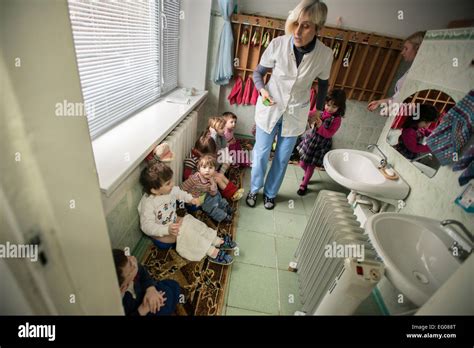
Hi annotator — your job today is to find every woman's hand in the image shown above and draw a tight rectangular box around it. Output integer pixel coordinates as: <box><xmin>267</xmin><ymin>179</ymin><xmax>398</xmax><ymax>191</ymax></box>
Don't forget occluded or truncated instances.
<box><xmin>168</xmin><ymin>222</ymin><xmax>181</xmax><ymax>236</ymax></box>
<box><xmin>260</xmin><ymin>88</ymin><xmax>275</xmax><ymax>105</ymax></box>
<box><xmin>191</xmin><ymin>197</ymin><xmax>201</xmax><ymax>206</ymax></box>
<box><xmin>368</xmin><ymin>99</ymin><xmax>389</xmax><ymax>112</ymax></box>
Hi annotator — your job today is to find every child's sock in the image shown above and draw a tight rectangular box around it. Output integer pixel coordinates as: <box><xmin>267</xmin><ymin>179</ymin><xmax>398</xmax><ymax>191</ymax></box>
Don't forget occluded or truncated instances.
<box><xmin>206</xmin><ymin>246</ymin><xmax>219</xmax><ymax>258</ymax></box>
<box><xmin>301</xmin><ymin>164</ymin><xmax>316</xmax><ymax>187</ymax></box>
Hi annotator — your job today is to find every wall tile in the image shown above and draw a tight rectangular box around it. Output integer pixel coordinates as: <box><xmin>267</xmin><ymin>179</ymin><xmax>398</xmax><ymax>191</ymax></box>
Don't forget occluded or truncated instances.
<box><xmin>115</xmin><ymin>216</ymin><xmax>142</xmax><ymax>251</ymax></box>
<box><xmin>105</xmin><ymin>195</ymin><xmax>129</xmax><ymax>247</ymax></box>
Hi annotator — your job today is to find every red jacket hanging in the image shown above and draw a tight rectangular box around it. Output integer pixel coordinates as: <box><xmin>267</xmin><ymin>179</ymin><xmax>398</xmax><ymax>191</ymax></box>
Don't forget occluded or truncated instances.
<box><xmin>250</xmin><ymin>83</ymin><xmax>259</xmax><ymax>105</ymax></box>
<box><xmin>242</xmin><ymin>77</ymin><xmax>254</xmax><ymax>105</ymax></box>
<box><xmin>227</xmin><ymin>76</ymin><xmax>243</xmax><ymax>105</ymax></box>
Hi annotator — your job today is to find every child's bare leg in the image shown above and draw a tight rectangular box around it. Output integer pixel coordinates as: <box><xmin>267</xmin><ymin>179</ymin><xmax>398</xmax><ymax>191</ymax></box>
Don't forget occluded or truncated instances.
<box><xmin>206</xmin><ymin>246</ymin><xmax>219</xmax><ymax>258</ymax></box>
<box><xmin>212</xmin><ymin>237</ymin><xmax>224</xmax><ymax>247</ymax></box>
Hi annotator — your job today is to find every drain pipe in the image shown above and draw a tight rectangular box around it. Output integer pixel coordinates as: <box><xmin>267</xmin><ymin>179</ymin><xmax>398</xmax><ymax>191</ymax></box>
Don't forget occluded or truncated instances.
<box><xmin>379</xmin><ymin>202</ymin><xmax>391</xmax><ymax>213</ymax></box>
<box><xmin>348</xmin><ymin>191</ymin><xmax>381</xmax><ymax>213</ymax></box>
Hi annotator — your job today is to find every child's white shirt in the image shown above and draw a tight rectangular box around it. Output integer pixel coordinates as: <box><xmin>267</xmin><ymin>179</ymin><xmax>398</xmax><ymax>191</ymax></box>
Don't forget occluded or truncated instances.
<box><xmin>137</xmin><ymin>186</ymin><xmax>193</xmax><ymax>237</ymax></box>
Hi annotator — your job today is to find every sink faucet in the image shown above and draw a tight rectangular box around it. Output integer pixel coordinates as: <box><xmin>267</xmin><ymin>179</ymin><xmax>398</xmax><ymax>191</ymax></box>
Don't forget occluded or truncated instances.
<box><xmin>367</xmin><ymin>144</ymin><xmax>388</xmax><ymax>168</ymax></box>
<box><xmin>411</xmin><ymin>153</ymin><xmax>433</xmax><ymax>162</ymax></box>
<box><xmin>440</xmin><ymin>220</ymin><xmax>473</xmax><ymax>262</ymax></box>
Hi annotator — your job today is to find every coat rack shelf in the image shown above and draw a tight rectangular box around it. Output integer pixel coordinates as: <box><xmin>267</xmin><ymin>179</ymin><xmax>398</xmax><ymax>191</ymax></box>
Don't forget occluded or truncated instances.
<box><xmin>231</xmin><ymin>13</ymin><xmax>405</xmax><ymax>102</ymax></box>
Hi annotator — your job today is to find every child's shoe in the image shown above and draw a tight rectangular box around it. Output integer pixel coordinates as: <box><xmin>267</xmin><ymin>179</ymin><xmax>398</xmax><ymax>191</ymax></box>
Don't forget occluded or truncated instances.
<box><xmin>208</xmin><ymin>250</ymin><xmax>234</xmax><ymax>265</ymax></box>
<box><xmin>231</xmin><ymin>188</ymin><xmax>244</xmax><ymax>201</ymax></box>
<box><xmin>297</xmin><ymin>185</ymin><xmax>308</xmax><ymax>196</ymax></box>
<box><xmin>225</xmin><ymin>205</ymin><xmax>234</xmax><ymax>216</ymax></box>
<box><xmin>219</xmin><ymin>235</ymin><xmax>238</xmax><ymax>250</ymax></box>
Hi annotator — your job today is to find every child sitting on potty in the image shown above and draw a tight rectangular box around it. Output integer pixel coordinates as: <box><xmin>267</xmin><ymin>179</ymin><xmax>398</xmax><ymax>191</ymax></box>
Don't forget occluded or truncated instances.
<box><xmin>181</xmin><ymin>155</ymin><xmax>234</xmax><ymax>223</ymax></box>
<box><xmin>207</xmin><ymin>116</ymin><xmax>232</xmax><ymax>174</ymax></box>
<box><xmin>222</xmin><ymin>111</ymin><xmax>251</xmax><ymax>168</ymax></box>
<box><xmin>138</xmin><ymin>147</ymin><xmax>236</xmax><ymax>264</ymax></box>
<box><xmin>184</xmin><ymin>133</ymin><xmax>244</xmax><ymax>201</ymax></box>
<box><xmin>112</xmin><ymin>248</ymin><xmax>181</xmax><ymax>316</ymax></box>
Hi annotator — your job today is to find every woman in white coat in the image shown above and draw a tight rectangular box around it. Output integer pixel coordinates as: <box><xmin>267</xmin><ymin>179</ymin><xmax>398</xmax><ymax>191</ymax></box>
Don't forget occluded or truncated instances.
<box><xmin>367</xmin><ymin>31</ymin><xmax>425</xmax><ymax>111</ymax></box>
<box><xmin>246</xmin><ymin>0</ymin><xmax>333</xmax><ymax>209</ymax></box>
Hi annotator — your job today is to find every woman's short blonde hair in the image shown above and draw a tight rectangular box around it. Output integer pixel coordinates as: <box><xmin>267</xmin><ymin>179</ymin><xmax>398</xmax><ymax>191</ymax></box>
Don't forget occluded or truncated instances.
<box><xmin>285</xmin><ymin>0</ymin><xmax>328</xmax><ymax>35</ymax></box>
<box><xmin>405</xmin><ymin>31</ymin><xmax>426</xmax><ymax>51</ymax></box>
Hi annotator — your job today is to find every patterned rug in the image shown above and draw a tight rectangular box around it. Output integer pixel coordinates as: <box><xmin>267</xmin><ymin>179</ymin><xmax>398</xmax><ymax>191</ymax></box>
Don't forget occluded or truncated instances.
<box><xmin>141</xmin><ymin>166</ymin><xmax>245</xmax><ymax>316</ymax></box>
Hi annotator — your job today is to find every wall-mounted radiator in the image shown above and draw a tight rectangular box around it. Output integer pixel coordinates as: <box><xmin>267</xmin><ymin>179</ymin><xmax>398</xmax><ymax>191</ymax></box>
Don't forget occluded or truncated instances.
<box><xmin>161</xmin><ymin>111</ymin><xmax>198</xmax><ymax>185</ymax></box>
<box><xmin>291</xmin><ymin>190</ymin><xmax>384</xmax><ymax>315</ymax></box>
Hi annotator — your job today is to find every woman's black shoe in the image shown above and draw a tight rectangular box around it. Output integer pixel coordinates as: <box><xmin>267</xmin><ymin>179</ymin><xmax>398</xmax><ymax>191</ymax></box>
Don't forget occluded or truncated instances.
<box><xmin>246</xmin><ymin>192</ymin><xmax>257</xmax><ymax>207</ymax></box>
<box><xmin>263</xmin><ymin>195</ymin><xmax>275</xmax><ymax>210</ymax></box>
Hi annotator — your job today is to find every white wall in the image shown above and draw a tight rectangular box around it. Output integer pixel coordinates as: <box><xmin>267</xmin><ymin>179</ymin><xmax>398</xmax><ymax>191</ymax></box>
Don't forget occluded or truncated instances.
<box><xmin>178</xmin><ymin>0</ymin><xmax>212</xmax><ymax>90</ymax></box>
<box><xmin>233</xmin><ymin>0</ymin><xmax>474</xmax><ymax>38</ymax></box>
<box><xmin>1</xmin><ymin>0</ymin><xmax>123</xmax><ymax>314</ymax></box>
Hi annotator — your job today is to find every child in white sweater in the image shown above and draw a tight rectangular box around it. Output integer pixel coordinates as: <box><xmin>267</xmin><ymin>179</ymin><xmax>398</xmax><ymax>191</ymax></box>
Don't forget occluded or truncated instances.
<box><xmin>138</xmin><ymin>162</ymin><xmax>235</xmax><ymax>265</ymax></box>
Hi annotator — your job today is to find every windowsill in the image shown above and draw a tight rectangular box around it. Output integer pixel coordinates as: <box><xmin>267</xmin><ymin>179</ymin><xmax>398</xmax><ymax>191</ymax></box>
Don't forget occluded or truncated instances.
<box><xmin>92</xmin><ymin>88</ymin><xmax>208</xmax><ymax>196</ymax></box>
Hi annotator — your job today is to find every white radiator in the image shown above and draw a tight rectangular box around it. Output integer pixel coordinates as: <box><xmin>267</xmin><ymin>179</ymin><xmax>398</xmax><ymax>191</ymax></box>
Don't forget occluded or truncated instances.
<box><xmin>292</xmin><ymin>190</ymin><xmax>384</xmax><ymax>315</ymax></box>
<box><xmin>162</xmin><ymin>111</ymin><xmax>198</xmax><ymax>185</ymax></box>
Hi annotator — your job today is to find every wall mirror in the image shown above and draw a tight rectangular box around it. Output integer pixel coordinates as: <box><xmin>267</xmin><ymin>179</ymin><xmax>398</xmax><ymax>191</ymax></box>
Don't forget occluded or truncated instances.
<box><xmin>385</xmin><ymin>89</ymin><xmax>456</xmax><ymax>178</ymax></box>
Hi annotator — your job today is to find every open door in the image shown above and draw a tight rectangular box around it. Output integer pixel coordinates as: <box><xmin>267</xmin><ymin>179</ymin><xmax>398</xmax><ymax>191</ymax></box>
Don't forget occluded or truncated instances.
<box><xmin>1</xmin><ymin>0</ymin><xmax>123</xmax><ymax>315</ymax></box>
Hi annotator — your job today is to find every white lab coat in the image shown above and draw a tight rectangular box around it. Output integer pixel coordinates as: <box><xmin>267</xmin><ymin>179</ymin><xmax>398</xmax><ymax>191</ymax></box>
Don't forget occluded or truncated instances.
<box><xmin>255</xmin><ymin>35</ymin><xmax>333</xmax><ymax>137</ymax></box>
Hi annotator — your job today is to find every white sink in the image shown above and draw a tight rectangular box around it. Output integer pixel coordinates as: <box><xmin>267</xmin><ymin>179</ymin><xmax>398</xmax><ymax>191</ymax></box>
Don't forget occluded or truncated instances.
<box><xmin>323</xmin><ymin>149</ymin><xmax>410</xmax><ymax>202</ymax></box>
<box><xmin>366</xmin><ymin>213</ymin><xmax>462</xmax><ymax>307</ymax></box>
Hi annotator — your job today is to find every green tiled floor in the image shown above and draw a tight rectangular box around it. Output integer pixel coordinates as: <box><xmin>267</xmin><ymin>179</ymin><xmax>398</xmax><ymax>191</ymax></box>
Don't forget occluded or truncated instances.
<box><xmin>226</xmin><ymin>262</ymin><xmax>280</xmax><ymax>314</ymax></box>
<box><xmin>224</xmin><ymin>164</ymin><xmax>378</xmax><ymax>316</ymax></box>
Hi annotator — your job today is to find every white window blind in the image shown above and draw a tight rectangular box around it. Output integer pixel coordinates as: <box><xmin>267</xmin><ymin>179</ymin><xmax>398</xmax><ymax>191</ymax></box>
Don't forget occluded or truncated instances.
<box><xmin>68</xmin><ymin>0</ymin><xmax>180</xmax><ymax>139</ymax></box>
<box><xmin>161</xmin><ymin>0</ymin><xmax>180</xmax><ymax>94</ymax></box>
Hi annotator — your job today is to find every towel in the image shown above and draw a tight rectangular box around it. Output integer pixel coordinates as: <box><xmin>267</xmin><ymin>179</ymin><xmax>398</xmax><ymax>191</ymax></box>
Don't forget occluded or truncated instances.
<box><xmin>458</xmin><ymin>162</ymin><xmax>474</xmax><ymax>186</ymax></box>
<box><xmin>454</xmin><ymin>141</ymin><xmax>474</xmax><ymax>186</ymax></box>
<box><xmin>227</xmin><ymin>76</ymin><xmax>243</xmax><ymax>105</ymax></box>
<box><xmin>453</xmin><ymin>142</ymin><xmax>474</xmax><ymax>171</ymax></box>
<box><xmin>176</xmin><ymin>215</ymin><xmax>217</xmax><ymax>262</ymax></box>
<box><xmin>242</xmin><ymin>77</ymin><xmax>254</xmax><ymax>105</ymax></box>
<box><xmin>250</xmin><ymin>83</ymin><xmax>259</xmax><ymax>105</ymax></box>
<box><xmin>426</xmin><ymin>90</ymin><xmax>474</xmax><ymax>166</ymax></box>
